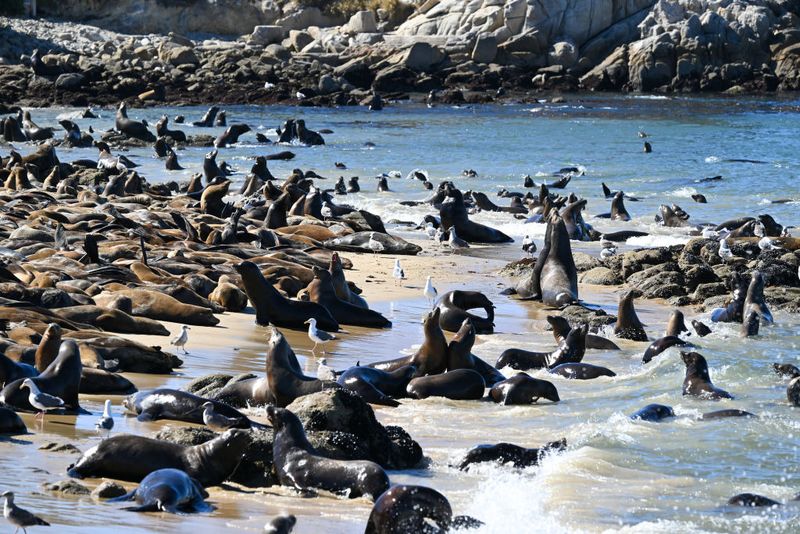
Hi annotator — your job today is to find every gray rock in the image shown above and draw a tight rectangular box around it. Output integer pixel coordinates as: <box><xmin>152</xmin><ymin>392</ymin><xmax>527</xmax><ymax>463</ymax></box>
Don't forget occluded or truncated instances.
<box><xmin>43</xmin><ymin>479</ymin><xmax>90</xmax><ymax>495</ymax></box>
<box><xmin>472</xmin><ymin>35</ymin><xmax>497</xmax><ymax>64</ymax></box>
<box><xmin>580</xmin><ymin>266</ymin><xmax>621</xmax><ymax>285</ymax></box>
<box><xmin>288</xmin><ymin>30</ymin><xmax>314</xmax><ymax>52</ymax></box>
<box><xmin>397</xmin><ymin>42</ymin><xmax>444</xmax><ymax>72</ymax></box>
<box><xmin>250</xmin><ymin>25</ymin><xmax>285</xmax><ymax>46</ymax></box>
<box><xmin>318</xmin><ymin>74</ymin><xmax>340</xmax><ymax>94</ymax></box>
<box><xmin>164</xmin><ymin>45</ymin><xmax>199</xmax><ymax>66</ymax></box>
<box><xmin>692</xmin><ymin>282</ymin><xmax>728</xmax><ymax>301</ymax></box>
<box><xmin>55</xmin><ymin>73</ymin><xmax>86</xmax><ymax>91</ymax></box>
<box><xmin>92</xmin><ymin>481</ymin><xmax>127</xmax><ymax>499</ymax></box>
<box><xmin>262</xmin><ymin>44</ymin><xmax>290</xmax><ymax>62</ymax></box>
<box><xmin>573</xmin><ymin>252</ymin><xmax>600</xmax><ymax>272</ymax></box>
<box><xmin>560</xmin><ymin>304</ymin><xmax>616</xmax><ymax>330</ymax></box>
<box><xmin>549</xmin><ymin>40</ymin><xmax>578</xmax><ymax>67</ymax></box>
<box><xmin>347</xmin><ymin>10</ymin><xmax>378</xmax><ymax>34</ymax></box>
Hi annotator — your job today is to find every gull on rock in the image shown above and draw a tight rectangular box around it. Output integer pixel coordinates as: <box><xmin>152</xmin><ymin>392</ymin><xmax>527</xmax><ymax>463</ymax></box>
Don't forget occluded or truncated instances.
<box><xmin>316</xmin><ymin>358</ymin><xmax>336</xmax><ymax>381</ymax></box>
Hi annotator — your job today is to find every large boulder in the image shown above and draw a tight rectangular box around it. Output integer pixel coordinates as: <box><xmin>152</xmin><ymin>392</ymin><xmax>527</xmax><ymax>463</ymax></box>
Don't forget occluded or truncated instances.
<box><xmin>472</xmin><ymin>34</ymin><xmax>497</xmax><ymax>63</ymax></box>
<box><xmin>346</xmin><ymin>10</ymin><xmax>378</xmax><ymax>33</ymax></box>
<box><xmin>250</xmin><ymin>25</ymin><xmax>286</xmax><ymax>45</ymax></box>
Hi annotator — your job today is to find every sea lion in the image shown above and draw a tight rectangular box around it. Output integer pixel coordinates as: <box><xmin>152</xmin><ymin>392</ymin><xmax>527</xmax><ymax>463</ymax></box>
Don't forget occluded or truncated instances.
<box><xmin>495</xmin><ymin>325</ymin><xmax>586</xmax><ymax>371</ymax></box>
<box><xmin>0</xmin><ymin>406</ymin><xmax>26</xmax><ymax>434</ymax></box>
<box><xmin>741</xmin><ymin>310</ymin><xmax>760</xmax><ymax>337</ymax></box>
<box><xmin>549</xmin><ymin>362</ymin><xmax>616</xmax><ymax>379</ymax></box>
<box><xmin>692</xmin><ymin>319</ymin><xmax>712</xmax><ymax>337</ymax></box>
<box><xmin>165</xmin><ymin>148</ymin><xmax>183</xmax><ymax>170</ymax></box>
<box><xmin>34</xmin><ymin>322</ymin><xmax>61</xmax><ymax>371</ymax></box>
<box><xmin>546</xmin><ymin>315</ymin><xmax>619</xmax><ymax>350</ymax></box>
<box><xmin>365</xmin><ymin>485</ymin><xmax>482</xmax><ymax>534</ymax></box>
<box><xmin>601</xmin><ymin>230</ymin><xmax>649</xmax><ymax>242</ymax></box>
<box><xmin>155</xmin><ymin>116</ymin><xmax>186</xmax><ymax>142</ymax></box>
<box><xmin>21</xmin><ymin>111</ymin><xmax>54</xmax><ymax>141</ymax></box>
<box><xmin>203</xmin><ymin>149</ymin><xmax>222</xmax><ymax>183</ymax></box>
<box><xmin>681</xmin><ymin>351</ymin><xmax>733</xmax><ymax>400</ymax></box>
<box><xmin>265</xmin><ymin>327</ymin><xmax>337</xmax><ymax>407</ymax></box>
<box><xmin>536</xmin><ymin>217</ymin><xmax>578</xmax><ymax>306</ymax></box>
<box><xmin>323</xmin><ymin>232</ymin><xmax>422</xmax><ymax>255</ymax></box>
<box><xmin>123</xmin><ymin>388</ymin><xmax>253</xmax><ymax>427</ymax></box>
<box><xmin>630</xmin><ymin>404</ymin><xmax>675</xmax><ymax>422</ymax></box>
<box><xmin>439</xmin><ymin>187</ymin><xmax>512</xmax><ymax>244</ymax></box>
<box><xmin>79</xmin><ymin>368</ymin><xmax>137</xmax><ymax>395</ymax></box>
<box><xmin>110</xmin><ymin>468</ymin><xmax>213</xmax><ymax>513</ymax></box>
<box><xmin>67</xmin><ymin>429</ymin><xmax>249</xmax><ymax>486</ymax></box>
<box><xmin>609</xmin><ymin>192</ymin><xmax>631</xmax><ymax>221</ymax></box>
<box><xmin>406</xmin><ymin>369</ymin><xmax>485</xmax><ymax>400</ymax></box>
<box><xmin>115</xmin><ymin>102</ymin><xmax>156</xmax><ymax>142</ymax></box>
<box><xmin>655</xmin><ymin>204</ymin><xmax>690</xmax><ymax>227</ymax></box>
<box><xmin>235</xmin><ymin>261</ymin><xmax>339</xmax><ymax>332</ymax></box>
<box><xmin>446</xmin><ymin>319</ymin><xmax>506</xmax><ymax>386</ymax></box>
<box><xmin>329</xmin><ymin>252</ymin><xmax>368</xmax><ymax>309</ymax></box>
<box><xmin>268</xmin><ymin>405</ymin><xmax>389</xmax><ymax>500</ymax></box>
<box><xmin>265</xmin><ymin>514</ymin><xmax>297</xmax><ymax>534</ymax></box>
<box><xmin>727</xmin><ymin>494</ymin><xmax>781</xmax><ymax>507</ymax></box>
<box><xmin>665</xmin><ymin>310</ymin><xmax>689</xmax><ymax>337</ymax></box>
<box><xmin>458</xmin><ymin>439</ymin><xmax>567</xmax><ymax>470</ymax></box>
<box><xmin>641</xmin><ymin>336</ymin><xmax>693</xmax><ymax>364</ymax></box>
<box><xmin>773</xmin><ymin>363</ymin><xmax>800</xmax><ymax>378</ymax></box>
<box><xmin>336</xmin><ymin>365</ymin><xmax>415</xmax><ymax>407</ymax></box>
<box><xmin>369</xmin><ymin>308</ymin><xmax>447</xmax><ymax>377</ymax></box>
<box><xmin>0</xmin><ymin>353</ymin><xmax>36</xmax><ymax>388</ymax></box>
<box><xmin>743</xmin><ymin>271</ymin><xmax>773</xmax><ymax>324</ymax></box>
<box><xmin>787</xmin><ymin>377</ymin><xmax>800</xmax><ymax>407</ymax></box>
<box><xmin>614</xmin><ymin>290</ymin><xmax>648</xmax><ymax>341</ymax></box>
<box><xmin>0</xmin><ymin>340</ymin><xmax>82</xmax><ymax>413</ymax></box>
<box><xmin>305</xmin><ymin>267</ymin><xmax>391</xmax><ymax>328</ymax></box>
<box><xmin>192</xmin><ymin>106</ymin><xmax>219</xmax><ymax>127</ymax></box>
<box><xmin>436</xmin><ymin>290</ymin><xmax>494</xmax><ymax>334</ymax></box>
<box><xmin>214</xmin><ymin>124</ymin><xmax>251</xmax><ymax>148</ymax></box>
<box><xmin>489</xmin><ymin>373</ymin><xmax>560</xmax><ymax>404</ymax></box>
<box><xmin>699</xmin><ymin>409</ymin><xmax>755</xmax><ymax>420</ymax></box>
<box><xmin>710</xmin><ymin>272</ymin><xmax>748</xmax><ymax>323</ymax></box>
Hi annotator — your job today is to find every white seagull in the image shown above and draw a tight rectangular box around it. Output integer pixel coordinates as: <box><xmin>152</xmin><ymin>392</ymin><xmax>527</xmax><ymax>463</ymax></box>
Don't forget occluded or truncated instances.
<box><xmin>305</xmin><ymin>318</ymin><xmax>336</xmax><ymax>355</ymax></box>
<box><xmin>393</xmin><ymin>259</ymin><xmax>405</xmax><ymax>286</ymax></box>
<box><xmin>2</xmin><ymin>491</ymin><xmax>49</xmax><ymax>533</ymax></box>
<box><xmin>171</xmin><ymin>325</ymin><xmax>190</xmax><ymax>354</ymax></box>
<box><xmin>448</xmin><ymin>228</ymin><xmax>470</xmax><ymax>251</ymax></box>
<box><xmin>600</xmin><ymin>247</ymin><xmax>617</xmax><ymax>260</ymax></box>
<box><xmin>522</xmin><ymin>234</ymin><xmax>536</xmax><ymax>255</ymax></box>
<box><xmin>368</xmin><ymin>232</ymin><xmax>384</xmax><ymax>255</ymax></box>
<box><xmin>424</xmin><ymin>222</ymin><xmax>437</xmax><ymax>239</ymax></box>
<box><xmin>316</xmin><ymin>358</ymin><xmax>336</xmax><ymax>381</ymax></box>
<box><xmin>758</xmin><ymin>236</ymin><xmax>780</xmax><ymax>251</ymax></box>
<box><xmin>201</xmin><ymin>401</ymin><xmax>239</xmax><ymax>432</ymax></box>
<box><xmin>701</xmin><ymin>228</ymin><xmax>719</xmax><ymax>239</ymax></box>
<box><xmin>424</xmin><ymin>276</ymin><xmax>438</xmax><ymax>308</ymax></box>
<box><xmin>20</xmin><ymin>379</ymin><xmax>64</xmax><ymax>420</ymax></box>
<box><xmin>95</xmin><ymin>399</ymin><xmax>114</xmax><ymax>437</ymax></box>
<box><xmin>718</xmin><ymin>238</ymin><xmax>734</xmax><ymax>260</ymax></box>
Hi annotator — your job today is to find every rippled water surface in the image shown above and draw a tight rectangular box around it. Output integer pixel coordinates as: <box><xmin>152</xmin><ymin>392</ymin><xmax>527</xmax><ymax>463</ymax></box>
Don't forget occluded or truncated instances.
<box><xmin>3</xmin><ymin>95</ymin><xmax>800</xmax><ymax>533</ymax></box>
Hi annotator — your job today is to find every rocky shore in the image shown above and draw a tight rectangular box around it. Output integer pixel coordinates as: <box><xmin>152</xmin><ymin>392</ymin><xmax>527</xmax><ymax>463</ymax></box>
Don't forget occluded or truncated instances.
<box><xmin>1</xmin><ymin>0</ymin><xmax>800</xmax><ymax>108</ymax></box>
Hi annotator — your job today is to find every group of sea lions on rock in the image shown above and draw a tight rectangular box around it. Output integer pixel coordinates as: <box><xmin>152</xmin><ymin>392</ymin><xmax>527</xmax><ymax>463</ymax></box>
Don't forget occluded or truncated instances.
<box><xmin>1</xmin><ymin>102</ymin><xmax>800</xmax><ymax>529</ymax></box>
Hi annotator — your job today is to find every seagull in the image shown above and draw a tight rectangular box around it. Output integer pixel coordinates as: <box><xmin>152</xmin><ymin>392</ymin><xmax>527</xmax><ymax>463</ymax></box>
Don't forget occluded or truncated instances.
<box><xmin>701</xmin><ymin>228</ymin><xmax>719</xmax><ymax>239</ymax></box>
<box><xmin>718</xmin><ymin>238</ymin><xmax>734</xmax><ymax>260</ymax></box>
<box><xmin>264</xmin><ymin>82</ymin><xmax>275</xmax><ymax>90</ymax></box>
<box><xmin>638</xmin><ymin>130</ymin><xmax>648</xmax><ymax>138</ymax></box>
<box><xmin>424</xmin><ymin>223</ymin><xmax>437</xmax><ymax>239</ymax></box>
<box><xmin>424</xmin><ymin>276</ymin><xmax>438</xmax><ymax>308</ymax></box>
<box><xmin>368</xmin><ymin>232</ymin><xmax>384</xmax><ymax>255</ymax></box>
<box><xmin>387</xmin><ymin>170</ymin><xmax>402</xmax><ymax>178</ymax></box>
<box><xmin>305</xmin><ymin>318</ymin><xmax>336</xmax><ymax>355</ymax></box>
<box><xmin>316</xmin><ymin>358</ymin><xmax>336</xmax><ymax>381</ymax></box>
<box><xmin>2</xmin><ymin>491</ymin><xmax>49</xmax><ymax>533</ymax></box>
<box><xmin>448</xmin><ymin>228</ymin><xmax>470</xmax><ymax>251</ymax></box>
<box><xmin>522</xmin><ymin>235</ymin><xmax>536</xmax><ymax>255</ymax></box>
<box><xmin>393</xmin><ymin>259</ymin><xmax>405</xmax><ymax>286</ymax></box>
<box><xmin>600</xmin><ymin>236</ymin><xmax>616</xmax><ymax>250</ymax></box>
<box><xmin>296</xmin><ymin>91</ymin><xmax>306</xmax><ymax>100</ymax></box>
<box><xmin>171</xmin><ymin>325</ymin><xmax>190</xmax><ymax>354</ymax></box>
<box><xmin>321</xmin><ymin>202</ymin><xmax>334</xmax><ymax>220</ymax></box>
<box><xmin>20</xmin><ymin>379</ymin><xmax>64</xmax><ymax>420</ymax></box>
<box><xmin>95</xmin><ymin>399</ymin><xmax>114</xmax><ymax>437</ymax></box>
<box><xmin>754</xmin><ymin>222</ymin><xmax>766</xmax><ymax>237</ymax></box>
<box><xmin>600</xmin><ymin>247</ymin><xmax>617</xmax><ymax>260</ymax></box>
<box><xmin>434</xmin><ymin>228</ymin><xmax>445</xmax><ymax>243</ymax></box>
<box><xmin>201</xmin><ymin>402</ymin><xmax>240</xmax><ymax>432</ymax></box>
<box><xmin>758</xmin><ymin>236</ymin><xmax>780</xmax><ymax>251</ymax></box>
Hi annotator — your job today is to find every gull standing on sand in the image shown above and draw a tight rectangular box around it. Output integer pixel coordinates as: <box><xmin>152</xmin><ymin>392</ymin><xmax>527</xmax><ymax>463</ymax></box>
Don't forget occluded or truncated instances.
<box><xmin>171</xmin><ymin>325</ymin><xmax>190</xmax><ymax>354</ymax></box>
<box><xmin>20</xmin><ymin>379</ymin><xmax>63</xmax><ymax>420</ymax></box>
<box><xmin>425</xmin><ymin>223</ymin><xmax>437</xmax><ymax>239</ymax></box>
<box><xmin>448</xmin><ymin>228</ymin><xmax>470</xmax><ymax>251</ymax></box>
<box><xmin>316</xmin><ymin>358</ymin><xmax>336</xmax><ymax>381</ymax></box>
<box><xmin>95</xmin><ymin>399</ymin><xmax>114</xmax><ymax>437</ymax></box>
<box><xmin>424</xmin><ymin>276</ymin><xmax>438</xmax><ymax>308</ymax></box>
<box><xmin>368</xmin><ymin>232</ymin><xmax>384</xmax><ymax>255</ymax></box>
<box><xmin>393</xmin><ymin>259</ymin><xmax>405</xmax><ymax>286</ymax></box>
<box><xmin>2</xmin><ymin>491</ymin><xmax>49</xmax><ymax>533</ymax></box>
<box><xmin>305</xmin><ymin>318</ymin><xmax>336</xmax><ymax>355</ymax></box>
<box><xmin>521</xmin><ymin>234</ymin><xmax>536</xmax><ymax>255</ymax></box>
<box><xmin>201</xmin><ymin>402</ymin><xmax>239</xmax><ymax>432</ymax></box>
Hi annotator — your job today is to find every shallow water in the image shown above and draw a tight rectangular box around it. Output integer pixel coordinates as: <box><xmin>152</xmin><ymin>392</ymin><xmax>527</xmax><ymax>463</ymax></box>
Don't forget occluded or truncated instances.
<box><xmin>3</xmin><ymin>95</ymin><xmax>800</xmax><ymax>532</ymax></box>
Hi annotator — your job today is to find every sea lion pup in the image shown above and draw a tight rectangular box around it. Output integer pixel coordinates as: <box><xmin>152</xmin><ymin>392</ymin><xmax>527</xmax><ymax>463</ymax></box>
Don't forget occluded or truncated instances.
<box><xmin>710</xmin><ymin>272</ymin><xmax>748</xmax><ymax>323</ymax></box>
<box><xmin>336</xmin><ymin>365</ymin><xmax>415</xmax><ymax>407</ymax></box>
<box><xmin>265</xmin><ymin>327</ymin><xmax>339</xmax><ymax>407</ymax></box>
<box><xmin>743</xmin><ymin>271</ymin><xmax>773</xmax><ymax>324</ymax></box>
<box><xmin>305</xmin><ymin>267</ymin><xmax>391</xmax><ymax>328</ymax></box>
<box><xmin>495</xmin><ymin>324</ymin><xmax>587</xmax><ymax>371</ymax></box>
<box><xmin>436</xmin><ymin>290</ymin><xmax>494</xmax><ymax>334</ymax></box>
<box><xmin>547</xmin><ymin>315</ymin><xmax>619</xmax><ymax>350</ymax></box>
<box><xmin>446</xmin><ymin>319</ymin><xmax>506</xmax><ymax>386</ymax></box>
<box><xmin>110</xmin><ymin>468</ymin><xmax>213</xmax><ymax>513</ymax></box>
<box><xmin>214</xmin><ymin>124</ymin><xmax>251</xmax><ymax>148</ymax></box>
<box><xmin>641</xmin><ymin>335</ymin><xmax>693</xmax><ymax>364</ymax></box>
<box><xmin>365</xmin><ymin>485</ymin><xmax>483</xmax><ymax>534</ymax></box>
<box><xmin>329</xmin><ymin>252</ymin><xmax>368</xmax><ymax>309</ymax></box>
<box><xmin>630</xmin><ymin>404</ymin><xmax>675</xmax><ymax>422</ymax></box>
<box><xmin>67</xmin><ymin>429</ymin><xmax>249</xmax><ymax>486</ymax></box>
<box><xmin>0</xmin><ymin>340</ymin><xmax>82</xmax><ymax>414</ymax></box>
<box><xmin>267</xmin><ymin>405</ymin><xmax>389</xmax><ymax>500</ymax></box>
<box><xmin>681</xmin><ymin>351</ymin><xmax>733</xmax><ymax>400</ymax></box>
<box><xmin>235</xmin><ymin>261</ymin><xmax>339</xmax><ymax>332</ymax></box>
<box><xmin>489</xmin><ymin>373</ymin><xmax>560</xmax><ymax>404</ymax></box>
<box><xmin>192</xmin><ymin>106</ymin><xmax>219</xmax><ymax>127</ymax></box>
<box><xmin>155</xmin><ymin>115</ymin><xmax>186</xmax><ymax>142</ymax></box>
<box><xmin>34</xmin><ymin>322</ymin><xmax>61</xmax><ymax>371</ymax></box>
<box><xmin>406</xmin><ymin>369</ymin><xmax>486</xmax><ymax>400</ymax></box>
<box><xmin>614</xmin><ymin>290</ymin><xmax>648</xmax><ymax>341</ymax></box>
<box><xmin>549</xmin><ymin>362</ymin><xmax>616</xmax><ymax>379</ymax></box>
<box><xmin>115</xmin><ymin>102</ymin><xmax>156</xmax><ymax>142</ymax></box>
<box><xmin>458</xmin><ymin>439</ymin><xmax>567</xmax><ymax>470</ymax></box>
<box><xmin>368</xmin><ymin>308</ymin><xmax>447</xmax><ymax>377</ymax></box>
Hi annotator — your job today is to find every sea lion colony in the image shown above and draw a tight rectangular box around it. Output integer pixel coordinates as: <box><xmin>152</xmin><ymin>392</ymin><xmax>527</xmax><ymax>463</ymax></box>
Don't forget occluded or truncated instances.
<box><xmin>0</xmin><ymin>105</ymin><xmax>799</xmax><ymax>531</ymax></box>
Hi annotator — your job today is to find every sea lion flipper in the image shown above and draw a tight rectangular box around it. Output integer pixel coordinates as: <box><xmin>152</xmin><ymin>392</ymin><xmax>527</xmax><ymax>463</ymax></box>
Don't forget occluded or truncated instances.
<box><xmin>136</xmin><ymin>411</ymin><xmax>155</xmax><ymax>422</ymax></box>
<box><xmin>123</xmin><ymin>504</ymin><xmax>160</xmax><ymax>512</ymax></box>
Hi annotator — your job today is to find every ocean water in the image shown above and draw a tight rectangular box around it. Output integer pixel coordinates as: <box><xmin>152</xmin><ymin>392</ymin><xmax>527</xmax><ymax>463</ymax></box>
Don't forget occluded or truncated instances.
<box><xmin>3</xmin><ymin>95</ymin><xmax>800</xmax><ymax>533</ymax></box>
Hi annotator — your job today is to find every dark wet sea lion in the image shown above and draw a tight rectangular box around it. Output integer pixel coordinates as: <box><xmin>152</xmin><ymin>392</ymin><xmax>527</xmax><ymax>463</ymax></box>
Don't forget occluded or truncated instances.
<box><xmin>266</xmin><ymin>327</ymin><xmax>337</xmax><ymax>407</ymax></box>
<box><xmin>614</xmin><ymin>290</ymin><xmax>648</xmax><ymax>341</ymax></box>
<box><xmin>123</xmin><ymin>388</ymin><xmax>252</xmax><ymax>427</ymax></box>
<box><xmin>111</xmin><ymin>468</ymin><xmax>212</xmax><ymax>513</ymax></box>
<box><xmin>741</xmin><ymin>310</ymin><xmax>760</xmax><ymax>337</ymax></box>
<box><xmin>192</xmin><ymin>106</ymin><xmax>219</xmax><ymax>127</ymax></box>
<box><xmin>0</xmin><ymin>339</ymin><xmax>82</xmax><ymax>413</ymax></box>
<box><xmin>655</xmin><ymin>204</ymin><xmax>689</xmax><ymax>227</ymax></box>
<box><xmin>236</xmin><ymin>261</ymin><xmax>339</xmax><ymax>332</ymax></box>
<box><xmin>369</xmin><ymin>308</ymin><xmax>447</xmax><ymax>377</ymax></box>
<box><xmin>549</xmin><ymin>362</ymin><xmax>615</xmax><ymax>379</ymax></box>
<box><xmin>610</xmin><ymin>192</ymin><xmax>631</xmax><ymax>221</ymax></box>
<box><xmin>115</xmin><ymin>102</ymin><xmax>156</xmax><ymax>142</ymax></box>
<box><xmin>406</xmin><ymin>369</ymin><xmax>485</xmax><ymax>400</ymax></box>
<box><xmin>214</xmin><ymin>124</ymin><xmax>251</xmax><ymax>148</ymax></box>
<box><xmin>80</xmin><ymin>368</ymin><xmax>137</xmax><ymax>395</ymax></box>
<box><xmin>539</xmin><ymin>217</ymin><xmax>578</xmax><ymax>306</ymax></box>
<box><xmin>305</xmin><ymin>267</ymin><xmax>390</xmax><ymax>328</ymax></box>
<box><xmin>337</xmin><ymin>365</ymin><xmax>414</xmax><ymax>407</ymax></box>
<box><xmin>692</xmin><ymin>193</ymin><xmax>707</xmax><ymax>203</ymax></box>
<box><xmin>601</xmin><ymin>230</ymin><xmax>649</xmax><ymax>242</ymax></box>
<box><xmin>323</xmin><ymin>232</ymin><xmax>422</xmax><ymax>255</ymax></box>
<box><xmin>495</xmin><ymin>325</ymin><xmax>586</xmax><ymax>371</ymax></box>
<box><xmin>787</xmin><ymin>376</ymin><xmax>800</xmax><ymax>406</ymax></box>
<box><xmin>641</xmin><ymin>336</ymin><xmax>692</xmax><ymax>364</ymax></box>
<box><xmin>203</xmin><ymin>149</ymin><xmax>222</xmax><ymax>183</ymax></box>
<box><xmin>743</xmin><ymin>271</ymin><xmax>772</xmax><ymax>324</ymax></box>
<box><xmin>155</xmin><ymin>116</ymin><xmax>186</xmax><ymax>142</ymax></box>
<box><xmin>67</xmin><ymin>429</ymin><xmax>249</xmax><ymax>486</ymax></box>
<box><xmin>268</xmin><ymin>405</ymin><xmax>389</xmax><ymax>500</ymax></box>
<box><xmin>681</xmin><ymin>351</ymin><xmax>733</xmax><ymax>400</ymax></box>
<box><xmin>699</xmin><ymin>409</ymin><xmax>755</xmax><ymax>420</ymax></box>
<box><xmin>547</xmin><ymin>315</ymin><xmax>619</xmax><ymax>350</ymax></box>
<box><xmin>727</xmin><ymin>494</ymin><xmax>781</xmax><ymax>507</ymax></box>
<box><xmin>773</xmin><ymin>363</ymin><xmax>800</xmax><ymax>378</ymax></box>
<box><xmin>692</xmin><ymin>319</ymin><xmax>712</xmax><ymax>337</ymax></box>
<box><xmin>710</xmin><ymin>272</ymin><xmax>748</xmax><ymax>323</ymax></box>
<box><xmin>489</xmin><ymin>373</ymin><xmax>560</xmax><ymax>404</ymax></box>
<box><xmin>0</xmin><ymin>405</ymin><xmax>26</xmax><ymax>434</ymax></box>
<box><xmin>458</xmin><ymin>439</ymin><xmax>567</xmax><ymax>470</ymax></box>
<box><xmin>436</xmin><ymin>290</ymin><xmax>494</xmax><ymax>334</ymax></box>
<box><xmin>439</xmin><ymin>187</ymin><xmax>512</xmax><ymax>244</ymax></box>
<box><xmin>446</xmin><ymin>319</ymin><xmax>505</xmax><ymax>387</ymax></box>
<box><xmin>665</xmin><ymin>310</ymin><xmax>689</xmax><ymax>337</ymax></box>
<box><xmin>265</xmin><ymin>514</ymin><xmax>297</xmax><ymax>534</ymax></box>
<box><xmin>365</xmin><ymin>485</ymin><xmax>480</xmax><ymax>534</ymax></box>
<box><xmin>0</xmin><ymin>353</ymin><xmax>37</xmax><ymax>388</ymax></box>
<box><xmin>630</xmin><ymin>404</ymin><xmax>675</xmax><ymax>422</ymax></box>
